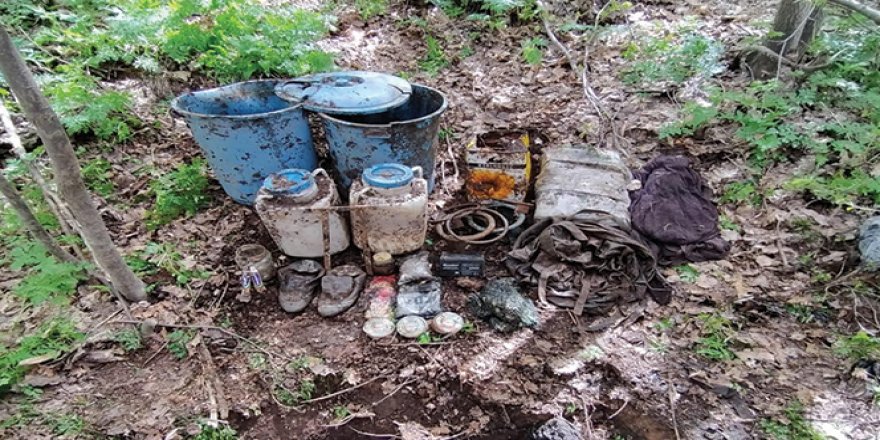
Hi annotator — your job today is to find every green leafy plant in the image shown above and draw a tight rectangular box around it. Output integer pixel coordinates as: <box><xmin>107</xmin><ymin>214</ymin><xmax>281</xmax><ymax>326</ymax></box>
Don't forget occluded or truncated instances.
<box><xmin>718</xmin><ymin>215</ymin><xmax>740</xmax><ymax>232</ymax></box>
<box><xmin>8</xmin><ymin>240</ymin><xmax>89</xmax><ymax>305</ymax></box>
<box><xmin>417</xmin><ymin>332</ymin><xmax>437</xmax><ymax>345</ymax></box>
<box><xmin>355</xmin><ymin>0</ymin><xmax>388</xmax><ymax>20</ymax></box>
<box><xmin>622</xmin><ymin>32</ymin><xmax>724</xmax><ymax>86</ymax></box>
<box><xmin>332</xmin><ymin>405</ymin><xmax>351</xmax><ymax>420</ymax></box>
<box><xmin>137</xmin><ymin>241</ymin><xmax>209</xmax><ymax>286</ymax></box>
<box><xmin>275</xmin><ymin>379</ymin><xmax>316</xmax><ymax>405</ymax></box>
<box><xmin>81</xmin><ymin>157</ymin><xmax>115</xmax><ymax>197</ymax></box>
<box><xmin>192</xmin><ymin>424</ymin><xmax>238</xmax><ymax>440</ymax></box>
<box><xmin>146</xmin><ymin>159</ymin><xmax>211</xmax><ymax>229</ymax></box>
<box><xmin>40</xmin><ymin>68</ymin><xmax>139</xmax><ymax>142</ymax></box>
<box><xmin>521</xmin><ymin>37</ymin><xmax>546</xmax><ymax>65</ymax></box>
<box><xmin>461</xmin><ymin>320</ymin><xmax>476</xmax><ymax>334</ymax></box>
<box><xmin>420</xmin><ymin>35</ymin><xmax>449</xmax><ymax>76</ymax></box>
<box><xmin>0</xmin><ymin>318</ymin><xmax>84</xmax><ymax>393</ymax></box>
<box><xmin>297</xmin><ymin>379</ymin><xmax>316</xmax><ymax>401</ymax></box>
<box><xmin>695</xmin><ymin>313</ymin><xmax>737</xmax><ymax>361</ymax></box>
<box><xmin>46</xmin><ymin>412</ymin><xmax>85</xmax><ymax>436</ymax></box>
<box><xmin>833</xmin><ymin>331</ymin><xmax>880</xmax><ymax>361</ymax></box>
<box><xmin>167</xmin><ymin>330</ymin><xmax>194</xmax><ymax>360</ymax></box>
<box><xmin>564</xmin><ymin>402</ymin><xmax>577</xmax><ymax>415</ymax></box>
<box><xmin>114</xmin><ymin>328</ymin><xmax>143</xmax><ymax>352</ymax></box>
<box><xmin>760</xmin><ymin>401</ymin><xmax>825</xmax><ymax>440</ymax></box>
<box><xmin>719</xmin><ymin>180</ymin><xmax>763</xmax><ymax>206</ymax></box>
<box><xmin>675</xmin><ymin>264</ymin><xmax>699</xmax><ymax>283</ymax></box>
<box><xmin>248</xmin><ymin>353</ymin><xmax>268</xmax><ymax>370</ymax></box>
<box><xmin>657</xmin><ymin>18</ymin><xmax>880</xmax><ymax>207</ymax></box>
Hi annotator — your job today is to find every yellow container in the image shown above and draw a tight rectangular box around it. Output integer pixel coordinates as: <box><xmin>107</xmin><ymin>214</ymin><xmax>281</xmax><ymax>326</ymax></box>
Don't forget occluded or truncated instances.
<box><xmin>465</xmin><ymin>131</ymin><xmax>532</xmax><ymax>202</ymax></box>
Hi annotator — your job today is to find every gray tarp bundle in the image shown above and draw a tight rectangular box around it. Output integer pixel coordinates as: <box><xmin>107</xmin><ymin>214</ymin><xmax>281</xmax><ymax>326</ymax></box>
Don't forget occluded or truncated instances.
<box><xmin>507</xmin><ymin>215</ymin><xmax>671</xmax><ymax>316</ymax></box>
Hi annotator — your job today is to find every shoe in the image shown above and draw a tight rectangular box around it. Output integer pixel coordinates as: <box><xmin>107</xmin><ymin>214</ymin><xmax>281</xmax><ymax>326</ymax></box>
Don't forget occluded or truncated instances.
<box><xmin>317</xmin><ymin>265</ymin><xmax>366</xmax><ymax>317</ymax></box>
<box><xmin>278</xmin><ymin>260</ymin><xmax>324</xmax><ymax>313</ymax></box>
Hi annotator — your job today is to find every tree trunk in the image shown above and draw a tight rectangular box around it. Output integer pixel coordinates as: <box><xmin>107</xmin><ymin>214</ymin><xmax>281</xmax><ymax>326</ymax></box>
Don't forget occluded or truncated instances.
<box><xmin>746</xmin><ymin>0</ymin><xmax>822</xmax><ymax>79</ymax></box>
<box><xmin>0</xmin><ymin>173</ymin><xmax>78</xmax><ymax>264</ymax></box>
<box><xmin>0</xmin><ymin>27</ymin><xmax>147</xmax><ymax>302</ymax></box>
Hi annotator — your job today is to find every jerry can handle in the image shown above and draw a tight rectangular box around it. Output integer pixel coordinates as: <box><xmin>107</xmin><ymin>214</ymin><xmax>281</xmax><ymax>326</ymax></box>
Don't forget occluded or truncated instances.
<box><xmin>411</xmin><ymin>166</ymin><xmax>423</xmax><ymax>180</ymax></box>
<box><xmin>311</xmin><ymin>168</ymin><xmax>330</xmax><ymax>180</ymax></box>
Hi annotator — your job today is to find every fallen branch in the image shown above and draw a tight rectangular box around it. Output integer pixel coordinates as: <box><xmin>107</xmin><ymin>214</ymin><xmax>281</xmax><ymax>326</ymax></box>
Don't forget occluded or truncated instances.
<box><xmin>829</xmin><ymin>0</ymin><xmax>880</xmax><ymax>24</ymax></box>
<box><xmin>321</xmin><ymin>411</ymin><xmax>375</xmax><ymax>428</ymax></box>
<box><xmin>113</xmin><ymin>319</ymin><xmax>295</xmax><ymax>362</ymax></box>
<box><xmin>197</xmin><ymin>338</ymin><xmax>229</xmax><ymax>420</ymax></box>
<box><xmin>299</xmin><ymin>375</ymin><xmax>383</xmax><ymax>405</ymax></box>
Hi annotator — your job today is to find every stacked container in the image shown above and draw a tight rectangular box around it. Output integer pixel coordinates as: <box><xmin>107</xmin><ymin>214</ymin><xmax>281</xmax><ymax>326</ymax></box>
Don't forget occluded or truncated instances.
<box><xmin>350</xmin><ymin>164</ymin><xmax>428</xmax><ymax>255</ymax></box>
<box><xmin>255</xmin><ymin>169</ymin><xmax>350</xmax><ymax>258</ymax></box>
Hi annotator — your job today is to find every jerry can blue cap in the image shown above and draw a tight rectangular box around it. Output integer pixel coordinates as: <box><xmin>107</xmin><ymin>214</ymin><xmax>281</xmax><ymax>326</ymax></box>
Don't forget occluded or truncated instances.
<box><xmin>274</xmin><ymin>71</ymin><xmax>412</xmax><ymax>115</ymax></box>
<box><xmin>262</xmin><ymin>169</ymin><xmax>315</xmax><ymax>195</ymax></box>
<box><xmin>363</xmin><ymin>163</ymin><xmax>413</xmax><ymax>189</ymax></box>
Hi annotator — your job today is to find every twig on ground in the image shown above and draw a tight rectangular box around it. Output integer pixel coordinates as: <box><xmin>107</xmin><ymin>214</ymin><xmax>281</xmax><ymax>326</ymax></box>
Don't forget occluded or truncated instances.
<box><xmin>113</xmin><ymin>319</ymin><xmax>295</xmax><ymax>362</ymax></box>
<box><xmin>321</xmin><ymin>411</ymin><xmax>375</xmax><ymax>428</ymax></box>
<box><xmin>373</xmin><ymin>379</ymin><xmax>416</xmax><ymax>407</ymax></box>
<box><xmin>537</xmin><ymin>1</ymin><xmax>579</xmax><ymax>73</ymax></box>
<box><xmin>197</xmin><ymin>337</ymin><xmax>229</xmax><ymax>419</ymax></box>
<box><xmin>348</xmin><ymin>426</ymin><xmax>400</xmax><ymax>438</ymax></box>
<box><xmin>829</xmin><ymin>0</ymin><xmax>880</xmax><ymax>24</ymax></box>
<box><xmin>668</xmin><ymin>376</ymin><xmax>681</xmax><ymax>440</ymax></box>
<box><xmin>299</xmin><ymin>375</ymin><xmax>383</xmax><ymax>405</ymax></box>
<box><xmin>608</xmin><ymin>398</ymin><xmax>629</xmax><ymax>419</ymax></box>
<box><xmin>142</xmin><ymin>340</ymin><xmax>170</xmax><ymax>367</ymax></box>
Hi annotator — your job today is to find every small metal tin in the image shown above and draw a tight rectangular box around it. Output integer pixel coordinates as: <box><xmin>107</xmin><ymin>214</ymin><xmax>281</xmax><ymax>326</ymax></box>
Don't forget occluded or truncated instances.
<box><xmin>431</xmin><ymin>312</ymin><xmax>464</xmax><ymax>335</ymax></box>
<box><xmin>396</xmin><ymin>316</ymin><xmax>428</xmax><ymax>339</ymax></box>
<box><xmin>372</xmin><ymin>252</ymin><xmax>395</xmax><ymax>275</ymax></box>
<box><xmin>363</xmin><ymin>318</ymin><xmax>396</xmax><ymax>339</ymax></box>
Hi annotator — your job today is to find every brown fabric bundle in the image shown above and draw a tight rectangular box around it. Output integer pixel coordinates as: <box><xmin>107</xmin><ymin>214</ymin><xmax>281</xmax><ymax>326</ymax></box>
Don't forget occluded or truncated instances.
<box><xmin>507</xmin><ymin>215</ymin><xmax>670</xmax><ymax>315</ymax></box>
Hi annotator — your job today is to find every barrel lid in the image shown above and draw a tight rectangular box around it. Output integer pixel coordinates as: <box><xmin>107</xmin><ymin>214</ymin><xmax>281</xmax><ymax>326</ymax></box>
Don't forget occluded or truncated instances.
<box><xmin>262</xmin><ymin>169</ymin><xmax>315</xmax><ymax>195</ymax></box>
<box><xmin>275</xmin><ymin>71</ymin><xmax>412</xmax><ymax>115</ymax></box>
<box><xmin>363</xmin><ymin>163</ymin><xmax>413</xmax><ymax>189</ymax></box>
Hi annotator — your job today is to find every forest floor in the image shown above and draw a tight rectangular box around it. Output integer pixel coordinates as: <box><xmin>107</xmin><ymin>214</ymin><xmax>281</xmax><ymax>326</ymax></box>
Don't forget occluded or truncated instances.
<box><xmin>1</xmin><ymin>0</ymin><xmax>879</xmax><ymax>439</ymax></box>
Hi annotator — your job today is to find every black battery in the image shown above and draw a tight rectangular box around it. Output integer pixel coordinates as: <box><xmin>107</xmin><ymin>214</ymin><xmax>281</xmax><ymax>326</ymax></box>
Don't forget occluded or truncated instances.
<box><xmin>437</xmin><ymin>252</ymin><xmax>485</xmax><ymax>277</ymax></box>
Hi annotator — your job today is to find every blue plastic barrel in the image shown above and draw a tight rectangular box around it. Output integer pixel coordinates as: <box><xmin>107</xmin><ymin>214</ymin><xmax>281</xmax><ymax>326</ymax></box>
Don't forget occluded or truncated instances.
<box><xmin>318</xmin><ymin>84</ymin><xmax>447</xmax><ymax>191</ymax></box>
<box><xmin>171</xmin><ymin>80</ymin><xmax>317</xmax><ymax>205</ymax></box>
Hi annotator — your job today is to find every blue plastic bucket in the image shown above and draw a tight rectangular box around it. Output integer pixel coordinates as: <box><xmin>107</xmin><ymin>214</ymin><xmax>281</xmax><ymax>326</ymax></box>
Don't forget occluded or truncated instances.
<box><xmin>318</xmin><ymin>84</ymin><xmax>447</xmax><ymax>191</ymax></box>
<box><xmin>171</xmin><ymin>80</ymin><xmax>317</xmax><ymax>205</ymax></box>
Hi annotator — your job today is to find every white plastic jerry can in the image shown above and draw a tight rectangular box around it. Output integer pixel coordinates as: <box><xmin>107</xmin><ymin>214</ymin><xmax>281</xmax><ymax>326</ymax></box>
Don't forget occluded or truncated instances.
<box><xmin>255</xmin><ymin>168</ymin><xmax>350</xmax><ymax>258</ymax></box>
<box><xmin>350</xmin><ymin>163</ymin><xmax>428</xmax><ymax>255</ymax></box>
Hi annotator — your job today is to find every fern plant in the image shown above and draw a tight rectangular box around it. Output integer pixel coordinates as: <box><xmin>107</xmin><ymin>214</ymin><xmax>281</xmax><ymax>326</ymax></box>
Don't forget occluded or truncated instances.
<box><xmin>146</xmin><ymin>159</ymin><xmax>211</xmax><ymax>229</ymax></box>
<box><xmin>0</xmin><ymin>318</ymin><xmax>84</xmax><ymax>394</ymax></box>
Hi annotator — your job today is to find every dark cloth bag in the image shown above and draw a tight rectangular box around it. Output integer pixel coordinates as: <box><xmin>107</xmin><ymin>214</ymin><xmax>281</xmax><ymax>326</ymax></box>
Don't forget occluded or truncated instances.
<box><xmin>630</xmin><ymin>156</ymin><xmax>730</xmax><ymax>265</ymax></box>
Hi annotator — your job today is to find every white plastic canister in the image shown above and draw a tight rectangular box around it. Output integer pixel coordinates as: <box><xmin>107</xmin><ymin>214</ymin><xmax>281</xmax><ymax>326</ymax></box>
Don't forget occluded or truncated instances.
<box><xmin>350</xmin><ymin>164</ymin><xmax>428</xmax><ymax>255</ymax></box>
<box><xmin>255</xmin><ymin>168</ymin><xmax>350</xmax><ymax>257</ymax></box>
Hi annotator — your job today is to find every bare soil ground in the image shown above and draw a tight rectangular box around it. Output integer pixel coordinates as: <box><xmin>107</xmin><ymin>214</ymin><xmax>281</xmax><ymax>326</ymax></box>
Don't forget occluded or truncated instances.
<box><xmin>1</xmin><ymin>0</ymin><xmax>879</xmax><ymax>439</ymax></box>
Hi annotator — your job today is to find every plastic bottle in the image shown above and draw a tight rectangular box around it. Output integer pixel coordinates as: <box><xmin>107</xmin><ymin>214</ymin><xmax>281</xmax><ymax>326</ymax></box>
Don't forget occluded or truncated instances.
<box><xmin>534</xmin><ymin>147</ymin><xmax>632</xmax><ymax>229</ymax></box>
<box><xmin>255</xmin><ymin>168</ymin><xmax>350</xmax><ymax>258</ymax></box>
<box><xmin>350</xmin><ymin>164</ymin><xmax>428</xmax><ymax>255</ymax></box>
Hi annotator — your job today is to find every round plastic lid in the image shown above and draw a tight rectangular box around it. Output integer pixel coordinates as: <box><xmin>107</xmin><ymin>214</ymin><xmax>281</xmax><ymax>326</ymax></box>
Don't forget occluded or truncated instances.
<box><xmin>274</xmin><ymin>71</ymin><xmax>412</xmax><ymax>115</ymax></box>
<box><xmin>396</xmin><ymin>316</ymin><xmax>428</xmax><ymax>339</ymax></box>
<box><xmin>261</xmin><ymin>169</ymin><xmax>315</xmax><ymax>195</ymax></box>
<box><xmin>363</xmin><ymin>163</ymin><xmax>413</xmax><ymax>189</ymax></box>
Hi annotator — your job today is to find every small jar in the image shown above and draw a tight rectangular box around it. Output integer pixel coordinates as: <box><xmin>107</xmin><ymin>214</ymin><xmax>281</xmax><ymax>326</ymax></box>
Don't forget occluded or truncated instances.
<box><xmin>372</xmin><ymin>252</ymin><xmax>395</xmax><ymax>275</ymax></box>
<box><xmin>235</xmin><ymin>244</ymin><xmax>275</xmax><ymax>281</ymax></box>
